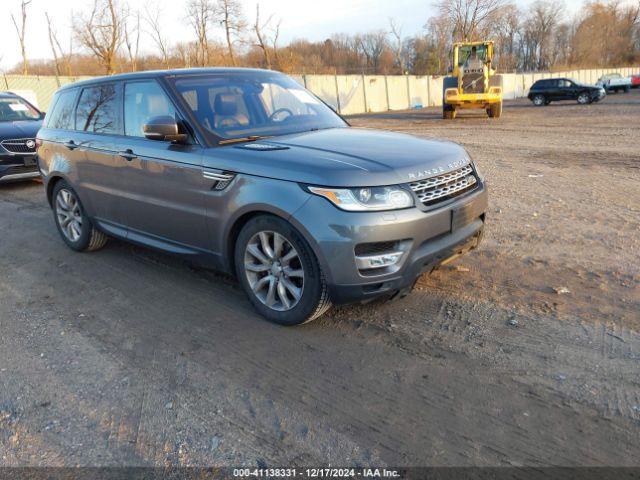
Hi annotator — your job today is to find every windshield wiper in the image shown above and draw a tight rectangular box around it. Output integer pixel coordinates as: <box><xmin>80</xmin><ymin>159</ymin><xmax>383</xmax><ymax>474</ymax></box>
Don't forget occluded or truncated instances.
<box><xmin>218</xmin><ymin>135</ymin><xmax>271</xmax><ymax>145</ymax></box>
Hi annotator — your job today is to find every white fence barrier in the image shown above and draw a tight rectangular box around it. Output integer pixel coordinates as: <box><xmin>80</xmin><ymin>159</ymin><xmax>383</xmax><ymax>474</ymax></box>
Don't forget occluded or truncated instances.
<box><xmin>2</xmin><ymin>66</ymin><xmax>638</xmax><ymax>115</ymax></box>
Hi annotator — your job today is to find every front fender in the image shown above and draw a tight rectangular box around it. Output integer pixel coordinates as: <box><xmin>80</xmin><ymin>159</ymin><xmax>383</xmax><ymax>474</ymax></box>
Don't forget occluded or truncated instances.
<box><xmin>209</xmin><ymin>175</ymin><xmax>312</xmax><ymax>272</ymax></box>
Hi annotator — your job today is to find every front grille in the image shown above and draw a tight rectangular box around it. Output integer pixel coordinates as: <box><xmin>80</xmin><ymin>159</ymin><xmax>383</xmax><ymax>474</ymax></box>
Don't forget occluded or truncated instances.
<box><xmin>409</xmin><ymin>164</ymin><xmax>478</xmax><ymax>206</ymax></box>
<box><xmin>462</xmin><ymin>73</ymin><xmax>485</xmax><ymax>94</ymax></box>
<box><xmin>1</xmin><ymin>138</ymin><xmax>37</xmax><ymax>154</ymax></box>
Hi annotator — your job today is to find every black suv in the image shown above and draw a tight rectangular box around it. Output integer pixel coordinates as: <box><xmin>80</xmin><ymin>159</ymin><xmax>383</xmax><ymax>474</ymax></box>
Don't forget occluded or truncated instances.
<box><xmin>0</xmin><ymin>91</ymin><xmax>44</xmax><ymax>182</ymax></box>
<box><xmin>527</xmin><ymin>78</ymin><xmax>606</xmax><ymax>106</ymax></box>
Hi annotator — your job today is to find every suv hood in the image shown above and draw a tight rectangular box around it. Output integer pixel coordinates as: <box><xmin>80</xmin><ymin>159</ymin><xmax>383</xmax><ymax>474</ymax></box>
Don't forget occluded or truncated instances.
<box><xmin>202</xmin><ymin>127</ymin><xmax>471</xmax><ymax>187</ymax></box>
<box><xmin>0</xmin><ymin>120</ymin><xmax>42</xmax><ymax>140</ymax></box>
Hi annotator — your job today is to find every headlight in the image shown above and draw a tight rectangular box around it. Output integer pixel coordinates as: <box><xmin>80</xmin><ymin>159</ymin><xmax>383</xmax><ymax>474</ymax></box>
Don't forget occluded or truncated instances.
<box><xmin>308</xmin><ymin>185</ymin><xmax>414</xmax><ymax>211</ymax></box>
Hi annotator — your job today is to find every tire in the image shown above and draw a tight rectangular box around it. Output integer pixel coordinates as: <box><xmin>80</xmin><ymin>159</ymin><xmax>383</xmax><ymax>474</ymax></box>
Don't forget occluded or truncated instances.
<box><xmin>624</xmin><ymin>86</ymin><xmax>630</xmax><ymax>93</ymax></box>
<box><xmin>577</xmin><ymin>93</ymin><xmax>590</xmax><ymax>105</ymax></box>
<box><xmin>234</xmin><ymin>215</ymin><xmax>332</xmax><ymax>326</ymax></box>
<box><xmin>487</xmin><ymin>102</ymin><xmax>502</xmax><ymax>118</ymax></box>
<box><xmin>52</xmin><ymin>180</ymin><xmax>107</xmax><ymax>252</ymax></box>
<box><xmin>442</xmin><ymin>76</ymin><xmax>458</xmax><ymax>120</ymax></box>
<box><xmin>443</xmin><ymin>105</ymin><xmax>456</xmax><ymax>120</ymax></box>
<box><xmin>532</xmin><ymin>94</ymin><xmax>546</xmax><ymax>106</ymax></box>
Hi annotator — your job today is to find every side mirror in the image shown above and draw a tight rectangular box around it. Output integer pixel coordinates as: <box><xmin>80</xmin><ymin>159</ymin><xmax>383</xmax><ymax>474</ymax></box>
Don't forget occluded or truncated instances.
<box><xmin>40</xmin><ymin>111</ymin><xmax>46</xmax><ymax>119</ymax></box>
<box><xmin>143</xmin><ymin>115</ymin><xmax>187</xmax><ymax>143</ymax></box>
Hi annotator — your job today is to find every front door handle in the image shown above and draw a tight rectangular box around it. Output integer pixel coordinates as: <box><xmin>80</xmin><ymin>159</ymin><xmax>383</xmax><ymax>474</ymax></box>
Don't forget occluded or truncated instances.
<box><xmin>63</xmin><ymin>140</ymin><xmax>78</xmax><ymax>150</ymax></box>
<box><xmin>118</xmin><ymin>149</ymin><xmax>137</xmax><ymax>161</ymax></box>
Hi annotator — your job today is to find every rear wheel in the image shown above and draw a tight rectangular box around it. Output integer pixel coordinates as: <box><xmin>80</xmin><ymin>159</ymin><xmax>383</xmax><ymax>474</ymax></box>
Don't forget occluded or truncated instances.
<box><xmin>52</xmin><ymin>180</ymin><xmax>107</xmax><ymax>252</ymax></box>
<box><xmin>624</xmin><ymin>86</ymin><xmax>631</xmax><ymax>93</ymax></box>
<box><xmin>487</xmin><ymin>102</ymin><xmax>502</xmax><ymax>118</ymax></box>
<box><xmin>577</xmin><ymin>93</ymin><xmax>591</xmax><ymax>105</ymax></box>
<box><xmin>234</xmin><ymin>215</ymin><xmax>331</xmax><ymax>325</ymax></box>
<box><xmin>532</xmin><ymin>94</ymin><xmax>546</xmax><ymax>106</ymax></box>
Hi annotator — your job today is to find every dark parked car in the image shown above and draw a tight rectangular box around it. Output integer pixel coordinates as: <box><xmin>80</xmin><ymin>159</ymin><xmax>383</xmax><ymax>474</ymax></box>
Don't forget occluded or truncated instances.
<box><xmin>528</xmin><ymin>78</ymin><xmax>605</xmax><ymax>106</ymax></box>
<box><xmin>0</xmin><ymin>91</ymin><xmax>44</xmax><ymax>182</ymax></box>
<box><xmin>37</xmin><ymin>68</ymin><xmax>487</xmax><ymax>325</ymax></box>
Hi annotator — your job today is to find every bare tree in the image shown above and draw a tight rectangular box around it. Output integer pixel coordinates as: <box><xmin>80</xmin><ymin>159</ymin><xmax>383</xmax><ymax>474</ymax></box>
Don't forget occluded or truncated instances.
<box><xmin>435</xmin><ymin>0</ymin><xmax>508</xmax><ymax>41</ymax></box>
<box><xmin>216</xmin><ymin>0</ymin><xmax>246</xmax><ymax>66</ymax></box>
<box><xmin>490</xmin><ymin>4</ymin><xmax>521</xmax><ymax>70</ymax></box>
<box><xmin>45</xmin><ymin>12</ymin><xmax>62</xmax><ymax>80</ymax></box>
<box><xmin>46</xmin><ymin>12</ymin><xmax>74</xmax><ymax>77</ymax></box>
<box><xmin>356</xmin><ymin>31</ymin><xmax>388</xmax><ymax>73</ymax></box>
<box><xmin>520</xmin><ymin>1</ymin><xmax>564</xmax><ymax>70</ymax></box>
<box><xmin>389</xmin><ymin>18</ymin><xmax>408</xmax><ymax>73</ymax></box>
<box><xmin>175</xmin><ymin>42</ymin><xmax>196</xmax><ymax>68</ymax></box>
<box><xmin>11</xmin><ymin>0</ymin><xmax>32</xmax><ymax>75</ymax></box>
<box><xmin>272</xmin><ymin>18</ymin><xmax>283</xmax><ymax>67</ymax></box>
<box><xmin>187</xmin><ymin>0</ymin><xmax>216</xmax><ymax>66</ymax></box>
<box><xmin>74</xmin><ymin>0</ymin><xmax>124</xmax><ymax>74</ymax></box>
<box><xmin>61</xmin><ymin>11</ymin><xmax>75</xmax><ymax>76</ymax></box>
<box><xmin>145</xmin><ymin>6</ymin><xmax>171</xmax><ymax>69</ymax></box>
<box><xmin>124</xmin><ymin>9</ymin><xmax>141</xmax><ymax>71</ymax></box>
<box><xmin>254</xmin><ymin>3</ymin><xmax>278</xmax><ymax>69</ymax></box>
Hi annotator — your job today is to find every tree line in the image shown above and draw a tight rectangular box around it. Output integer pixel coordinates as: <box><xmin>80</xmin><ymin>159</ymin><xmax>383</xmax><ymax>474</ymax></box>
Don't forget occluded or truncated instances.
<box><xmin>7</xmin><ymin>0</ymin><xmax>640</xmax><ymax>78</ymax></box>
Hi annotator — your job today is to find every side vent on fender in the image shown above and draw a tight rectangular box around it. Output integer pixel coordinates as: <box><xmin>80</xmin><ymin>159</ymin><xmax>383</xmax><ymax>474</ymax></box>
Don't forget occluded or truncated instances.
<box><xmin>203</xmin><ymin>170</ymin><xmax>236</xmax><ymax>190</ymax></box>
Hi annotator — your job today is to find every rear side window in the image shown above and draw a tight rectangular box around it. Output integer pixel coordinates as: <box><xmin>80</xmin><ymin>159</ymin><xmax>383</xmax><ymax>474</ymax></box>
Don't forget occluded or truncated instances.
<box><xmin>75</xmin><ymin>84</ymin><xmax>121</xmax><ymax>134</ymax></box>
<box><xmin>46</xmin><ymin>90</ymin><xmax>77</xmax><ymax>130</ymax></box>
<box><xmin>124</xmin><ymin>80</ymin><xmax>176</xmax><ymax>137</ymax></box>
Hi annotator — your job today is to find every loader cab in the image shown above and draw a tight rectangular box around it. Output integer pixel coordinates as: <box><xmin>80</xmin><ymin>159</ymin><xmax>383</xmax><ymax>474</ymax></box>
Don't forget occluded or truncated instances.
<box><xmin>452</xmin><ymin>42</ymin><xmax>494</xmax><ymax>78</ymax></box>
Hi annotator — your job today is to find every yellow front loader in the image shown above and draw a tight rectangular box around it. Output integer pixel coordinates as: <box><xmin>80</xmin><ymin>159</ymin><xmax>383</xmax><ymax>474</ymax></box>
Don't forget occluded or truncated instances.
<box><xmin>442</xmin><ymin>41</ymin><xmax>503</xmax><ymax>119</ymax></box>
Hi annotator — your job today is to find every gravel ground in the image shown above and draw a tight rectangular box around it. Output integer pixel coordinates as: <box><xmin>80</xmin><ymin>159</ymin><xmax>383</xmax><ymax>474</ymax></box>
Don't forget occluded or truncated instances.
<box><xmin>0</xmin><ymin>91</ymin><xmax>639</xmax><ymax>468</ymax></box>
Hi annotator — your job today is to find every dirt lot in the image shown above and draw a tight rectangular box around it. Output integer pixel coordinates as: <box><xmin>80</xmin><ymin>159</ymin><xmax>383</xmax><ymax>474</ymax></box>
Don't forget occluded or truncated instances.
<box><xmin>1</xmin><ymin>91</ymin><xmax>639</xmax><ymax>468</ymax></box>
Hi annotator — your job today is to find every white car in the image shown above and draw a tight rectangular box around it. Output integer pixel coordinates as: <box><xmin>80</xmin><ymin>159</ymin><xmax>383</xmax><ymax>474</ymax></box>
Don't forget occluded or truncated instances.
<box><xmin>596</xmin><ymin>73</ymin><xmax>632</xmax><ymax>93</ymax></box>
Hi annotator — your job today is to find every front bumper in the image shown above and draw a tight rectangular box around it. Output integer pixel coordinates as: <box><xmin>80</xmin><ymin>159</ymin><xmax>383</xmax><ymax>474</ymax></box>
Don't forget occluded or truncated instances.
<box><xmin>444</xmin><ymin>90</ymin><xmax>502</xmax><ymax>109</ymax></box>
<box><xmin>291</xmin><ymin>184</ymin><xmax>488</xmax><ymax>305</ymax></box>
<box><xmin>0</xmin><ymin>154</ymin><xmax>40</xmax><ymax>182</ymax></box>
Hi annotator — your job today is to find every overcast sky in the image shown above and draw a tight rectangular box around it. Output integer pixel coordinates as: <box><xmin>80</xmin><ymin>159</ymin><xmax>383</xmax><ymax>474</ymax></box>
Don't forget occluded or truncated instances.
<box><xmin>0</xmin><ymin>0</ymin><xmax>584</xmax><ymax>71</ymax></box>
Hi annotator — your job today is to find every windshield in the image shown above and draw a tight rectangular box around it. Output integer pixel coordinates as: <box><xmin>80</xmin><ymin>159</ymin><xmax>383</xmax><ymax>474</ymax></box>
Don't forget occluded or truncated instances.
<box><xmin>458</xmin><ymin>45</ymin><xmax>488</xmax><ymax>67</ymax></box>
<box><xmin>0</xmin><ymin>97</ymin><xmax>40</xmax><ymax>122</ymax></box>
<box><xmin>171</xmin><ymin>72</ymin><xmax>347</xmax><ymax>141</ymax></box>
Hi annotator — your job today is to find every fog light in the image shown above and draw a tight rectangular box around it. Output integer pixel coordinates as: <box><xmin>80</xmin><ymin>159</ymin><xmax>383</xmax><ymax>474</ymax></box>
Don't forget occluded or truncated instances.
<box><xmin>355</xmin><ymin>251</ymin><xmax>404</xmax><ymax>270</ymax></box>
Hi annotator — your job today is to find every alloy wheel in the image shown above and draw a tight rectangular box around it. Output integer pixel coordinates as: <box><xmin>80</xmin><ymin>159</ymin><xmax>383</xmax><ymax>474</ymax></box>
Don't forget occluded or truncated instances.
<box><xmin>55</xmin><ymin>188</ymin><xmax>83</xmax><ymax>242</ymax></box>
<box><xmin>244</xmin><ymin>231</ymin><xmax>305</xmax><ymax>311</ymax></box>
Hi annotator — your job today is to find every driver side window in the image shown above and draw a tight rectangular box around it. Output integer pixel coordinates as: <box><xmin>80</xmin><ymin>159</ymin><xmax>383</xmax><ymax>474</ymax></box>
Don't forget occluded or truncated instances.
<box><xmin>124</xmin><ymin>80</ymin><xmax>176</xmax><ymax>137</ymax></box>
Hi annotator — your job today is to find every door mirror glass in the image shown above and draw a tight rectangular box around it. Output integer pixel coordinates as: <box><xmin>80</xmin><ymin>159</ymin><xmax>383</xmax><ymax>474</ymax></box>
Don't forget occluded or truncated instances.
<box><xmin>143</xmin><ymin>115</ymin><xmax>187</xmax><ymax>143</ymax></box>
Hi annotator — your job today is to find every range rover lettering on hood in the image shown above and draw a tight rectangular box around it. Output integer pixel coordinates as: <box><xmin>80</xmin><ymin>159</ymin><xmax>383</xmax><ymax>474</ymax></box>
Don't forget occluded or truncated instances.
<box><xmin>407</xmin><ymin>157</ymin><xmax>470</xmax><ymax>180</ymax></box>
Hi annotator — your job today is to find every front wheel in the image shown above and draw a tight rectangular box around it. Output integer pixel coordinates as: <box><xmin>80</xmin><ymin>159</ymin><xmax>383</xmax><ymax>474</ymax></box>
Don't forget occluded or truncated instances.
<box><xmin>532</xmin><ymin>94</ymin><xmax>546</xmax><ymax>106</ymax></box>
<box><xmin>577</xmin><ymin>93</ymin><xmax>591</xmax><ymax>105</ymax></box>
<box><xmin>234</xmin><ymin>215</ymin><xmax>332</xmax><ymax>325</ymax></box>
<box><xmin>52</xmin><ymin>180</ymin><xmax>107</xmax><ymax>252</ymax></box>
<box><xmin>487</xmin><ymin>102</ymin><xmax>502</xmax><ymax>118</ymax></box>
<box><xmin>443</xmin><ymin>104</ymin><xmax>457</xmax><ymax>120</ymax></box>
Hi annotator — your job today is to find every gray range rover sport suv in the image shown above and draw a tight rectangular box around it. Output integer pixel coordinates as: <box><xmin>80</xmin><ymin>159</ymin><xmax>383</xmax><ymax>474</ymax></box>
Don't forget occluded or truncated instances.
<box><xmin>37</xmin><ymin>68</ymin><xmax>487</xmax><ymax>325</ymax></box>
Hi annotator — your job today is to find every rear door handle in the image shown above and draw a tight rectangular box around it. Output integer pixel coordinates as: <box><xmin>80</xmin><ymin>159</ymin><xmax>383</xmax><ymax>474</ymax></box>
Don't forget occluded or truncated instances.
<box><xmin>63</xmin><ymin>140</ymin><xmax>78</xmax><ymax>150</ymax></box>
<box><xmin>118</xmin><ymin>149</ymin><xmax>137</xmax><ymax>161</ymax></box>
